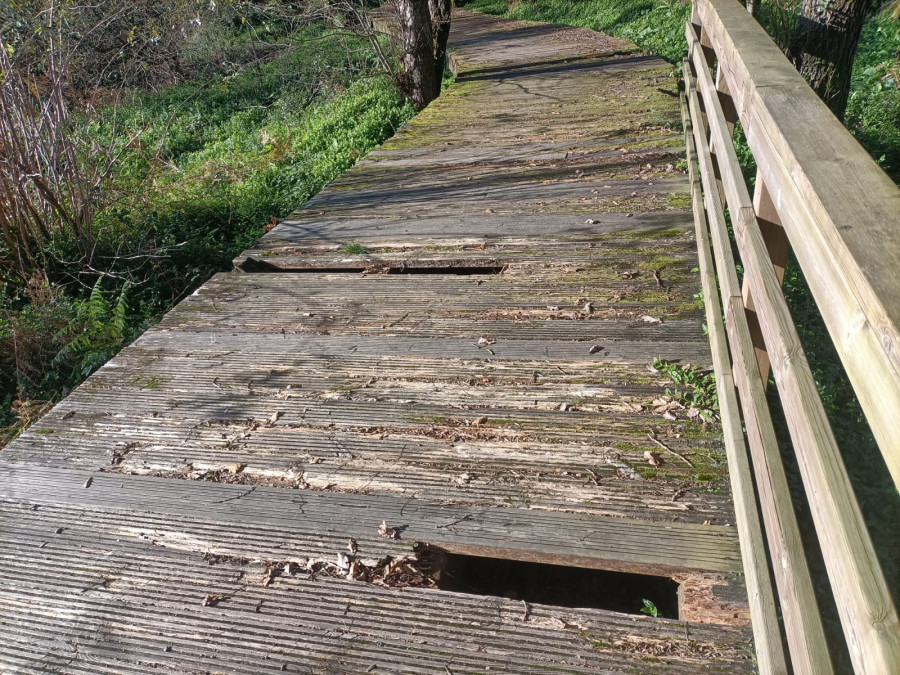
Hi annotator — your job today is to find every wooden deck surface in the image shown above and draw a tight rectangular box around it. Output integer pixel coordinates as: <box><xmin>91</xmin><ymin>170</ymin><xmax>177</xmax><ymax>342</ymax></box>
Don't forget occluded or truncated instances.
<box><xmin>0</xmin><ymin>11</ymin><xmax>757</xmax><ymax>673</ymax></box>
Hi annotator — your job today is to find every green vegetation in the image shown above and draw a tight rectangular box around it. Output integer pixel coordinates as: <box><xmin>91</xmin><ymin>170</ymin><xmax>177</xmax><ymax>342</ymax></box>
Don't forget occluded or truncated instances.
<box><xmin>640</xmin><ymin>598</ymin><xmax>659</xmax><ymax>617</ymax></box>
<box><xmin>1</xmin><ymin>9</ymin><xmax>416</xmax><ymax>445</ymax></box>
<box><xmin>343</xmin><ymin>242</ymin><xmax>371</xmax><ymax>255</ymax></box>
<box><xmin>652</xmin><ymin>357</ymin><xmax>717</xmax><ymax>418</ymax></box>
<box><xmin>846</xmin><ymin>5</ymin><xmax>900</xmax><ymax>181</ymax></box>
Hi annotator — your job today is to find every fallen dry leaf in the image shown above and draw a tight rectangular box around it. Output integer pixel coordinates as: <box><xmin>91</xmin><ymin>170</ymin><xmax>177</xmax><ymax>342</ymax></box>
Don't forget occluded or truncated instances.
<box><xmin>378</xmin><ymin>520</ymin><xmax>398</xmax><ymax>539</ymax></box>
<box><xmin>589</xmin><ymin>345</ymin><xmax>602</xmax><ymax>354</ymax></box>
<box><xmin>644</xmin><ymin>451</ymin><xmax>662</xmax><ymax>466</ymax></box>
<box><xmin>640</xmin><ymin>315</ymin><xmax>663</xmax><ymax>324</ymax></box>
<box><xmin>472</xmin><ymin>416</ymin><xmax>487</xmax><ymax>426</ymax></box>
<box><xmin>348</xmin><ymin>539</ymin><xmax>358</xmax><ymax>555</ymax></box>
<box><xmin>262</xmin><ymin>564</ymin><xmax>277</xmax><ymax>586</ymax></box>
<box><xmin>202</xmin><ymin>594</ymin><xmax>222</xmax><ymax>607</ymax></box>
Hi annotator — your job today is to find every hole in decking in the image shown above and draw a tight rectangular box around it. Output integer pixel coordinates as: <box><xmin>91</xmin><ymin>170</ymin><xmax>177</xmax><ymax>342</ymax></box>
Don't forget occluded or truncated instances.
<box><xmin>239</xmin><ymin>259</ymin><xmax>504</xmax><ymax>275</ymax></box>
<box><xmin>419</xmin><ymin>545</ymin><xmax>680</xmax><ymax>618</ymax></box>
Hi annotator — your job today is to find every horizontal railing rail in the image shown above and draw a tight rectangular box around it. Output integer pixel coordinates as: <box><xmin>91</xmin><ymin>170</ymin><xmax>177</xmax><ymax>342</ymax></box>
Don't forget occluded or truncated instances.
<box><xmin>683</xmin><ymin>1</ymin><xmax>900</xmax><ymax>673</ymax></box>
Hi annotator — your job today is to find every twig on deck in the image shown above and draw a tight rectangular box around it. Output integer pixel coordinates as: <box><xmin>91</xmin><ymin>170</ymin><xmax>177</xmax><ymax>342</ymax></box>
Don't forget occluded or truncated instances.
<box><xmin>672</xmin><ymin>485</ymin><xmax>693</xmax><ymax>502</ymax></box>
<box><xmin>389</xmin><ymin>312</ymin><xmax>409</xmax><ymax>327</ymax></box>
<box><xmin>648</xmin><ymin>431</ymin><xmax>693</xmax><ymax>467</ymax></box>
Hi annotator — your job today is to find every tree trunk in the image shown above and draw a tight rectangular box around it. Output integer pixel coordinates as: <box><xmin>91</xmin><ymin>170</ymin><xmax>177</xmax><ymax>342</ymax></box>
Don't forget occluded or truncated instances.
<box><xmin>788</xmin><ymin>0</ymin><xmax>869</xmax><ymax>119</ymax></box>
<box><xmin>397</xmin><ymin>0</ymin><xmax>439</xmax><ymax>109</ymax></box>
<box><xmin>429</xmin><ymin>0</ymin><xmax>452</xmax><ymax>73</ymax></box>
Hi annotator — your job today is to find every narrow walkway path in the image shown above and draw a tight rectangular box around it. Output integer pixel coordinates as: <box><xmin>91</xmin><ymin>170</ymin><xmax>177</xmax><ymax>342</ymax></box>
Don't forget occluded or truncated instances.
<box><xmin>0</xmin><ymin>11</ymin><xmax>756</xmax><ymax>673</ymax></box>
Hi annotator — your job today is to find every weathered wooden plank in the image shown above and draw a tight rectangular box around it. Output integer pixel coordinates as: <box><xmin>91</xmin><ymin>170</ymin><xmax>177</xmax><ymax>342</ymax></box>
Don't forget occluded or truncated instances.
<box><xmin>250</xmin><ymin>212</ymin><xmax>692</xmax><ymax>252</ymax></box>
<box><xmin>8</xmin><ymin>414</ymin><xmax>732</xmax><ymax>525</ymax></box>
<box><xmin>0</xmin><ymin>463</ymin><xmax>743</xmax><ymax>577</ymax></box>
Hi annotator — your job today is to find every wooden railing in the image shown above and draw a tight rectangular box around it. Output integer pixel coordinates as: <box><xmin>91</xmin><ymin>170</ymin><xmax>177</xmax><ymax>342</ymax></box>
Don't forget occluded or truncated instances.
<box><xmin>682</xmin><ymin>1</ymin><xmax>900</xmax><ymax>673</ymax></box>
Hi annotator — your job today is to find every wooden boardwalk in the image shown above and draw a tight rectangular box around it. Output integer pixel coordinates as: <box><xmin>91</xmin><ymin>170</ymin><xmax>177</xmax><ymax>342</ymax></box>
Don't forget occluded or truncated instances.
<box><xmin>0</xmin><ymin>11</ymin><xmax>757</xmax><ymax>673</ymax></box>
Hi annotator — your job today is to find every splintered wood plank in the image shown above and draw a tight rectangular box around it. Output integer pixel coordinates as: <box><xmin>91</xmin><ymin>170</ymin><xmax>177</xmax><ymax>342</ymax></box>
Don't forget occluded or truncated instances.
<box><xmin>7</xmin><ymin>263</ymin><xmax>730</xmax><ymax>528</ymax></box>
<box><xmin>0</xmin><ymin>464</ymin><xmax>742</xmax><ymax>575</ymax></box>
<box><xmin>0</xmin><ymin>493</ymin><xmax>755</xmax><ymax>674</ymax></box>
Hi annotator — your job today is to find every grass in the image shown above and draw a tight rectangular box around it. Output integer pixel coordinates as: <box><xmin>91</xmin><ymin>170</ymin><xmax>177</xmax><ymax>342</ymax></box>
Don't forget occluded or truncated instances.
<box><xmin>846</xmin><ymin>4</ymin><xmax>900</xmax><ymax>181</ymax></box>
<box><xmin>343</xmin><ymin>242</ymin><xmax>371</xmax><ymax>255</ymax></box>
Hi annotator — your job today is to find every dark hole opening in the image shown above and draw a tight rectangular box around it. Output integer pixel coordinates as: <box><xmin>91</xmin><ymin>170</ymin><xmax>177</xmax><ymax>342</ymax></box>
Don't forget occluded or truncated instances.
<box><xmin>239</xmin><ymin>259</ymin><xmax>503</xmax><ymax>275</ymax></box>
<box><xmin>421</xmin><ymin>546</ymin><xmax>680</xmax><ymax>618</ymax></box>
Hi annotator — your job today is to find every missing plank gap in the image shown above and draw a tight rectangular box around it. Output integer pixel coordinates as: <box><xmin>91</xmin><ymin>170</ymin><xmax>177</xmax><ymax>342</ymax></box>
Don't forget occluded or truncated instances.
<box><xmin>417</xmin><ymin>544</ymin><xmax>680</xmax><ymax>618</ymax></box>
<box><xmin>238</xmin><ymin>258</ymin><xmax>504</xmax><ymax>275</ymax></box>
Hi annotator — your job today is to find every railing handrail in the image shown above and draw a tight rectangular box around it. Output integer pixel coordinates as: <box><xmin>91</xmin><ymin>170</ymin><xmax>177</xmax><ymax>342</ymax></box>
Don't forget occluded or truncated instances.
<box><xmin>685</xmin><ymin>1</ymin><xmax>900</xmax><ymax>673</ymax></box>
<box><xmin>694</xmin><ymin>0</ymin><xmax>900</xmax><ymax>491</ymax></box>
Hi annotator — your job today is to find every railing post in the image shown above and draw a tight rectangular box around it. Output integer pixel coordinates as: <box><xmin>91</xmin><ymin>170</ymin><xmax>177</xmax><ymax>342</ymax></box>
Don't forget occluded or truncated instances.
<box><xmin>712</xmin><ymin>65</ymin><xmax>787</xmax><ymax>388</ymax></box>
<box><xmin>743</xmin><ymin>172</ymin><xmax>790</xmax><ymax>384</ymax></box>
<box><xmin>708</xmin><ymin>68</ymin><xmax>737</xmax><ymax>206</ymax></box>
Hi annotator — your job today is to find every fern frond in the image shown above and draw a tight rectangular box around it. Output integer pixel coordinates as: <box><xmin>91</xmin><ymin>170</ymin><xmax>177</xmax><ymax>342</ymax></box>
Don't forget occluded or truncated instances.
<box><xmin>111</xmin><ymin>281</ymin><xmax>132</xmax><ymax>341</ymax></box>
<box><xmin>87</xmin><ymin>276</ymin><xmax>109</xmax><ymax>328</ymax></box>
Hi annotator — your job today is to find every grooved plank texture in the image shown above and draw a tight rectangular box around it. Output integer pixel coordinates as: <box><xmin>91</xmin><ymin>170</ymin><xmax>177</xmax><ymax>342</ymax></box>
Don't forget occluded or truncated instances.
<box><xmin>0</xmin><ymin>9</ymin><xmax>756</xmax><ymax>673</ymax></box>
